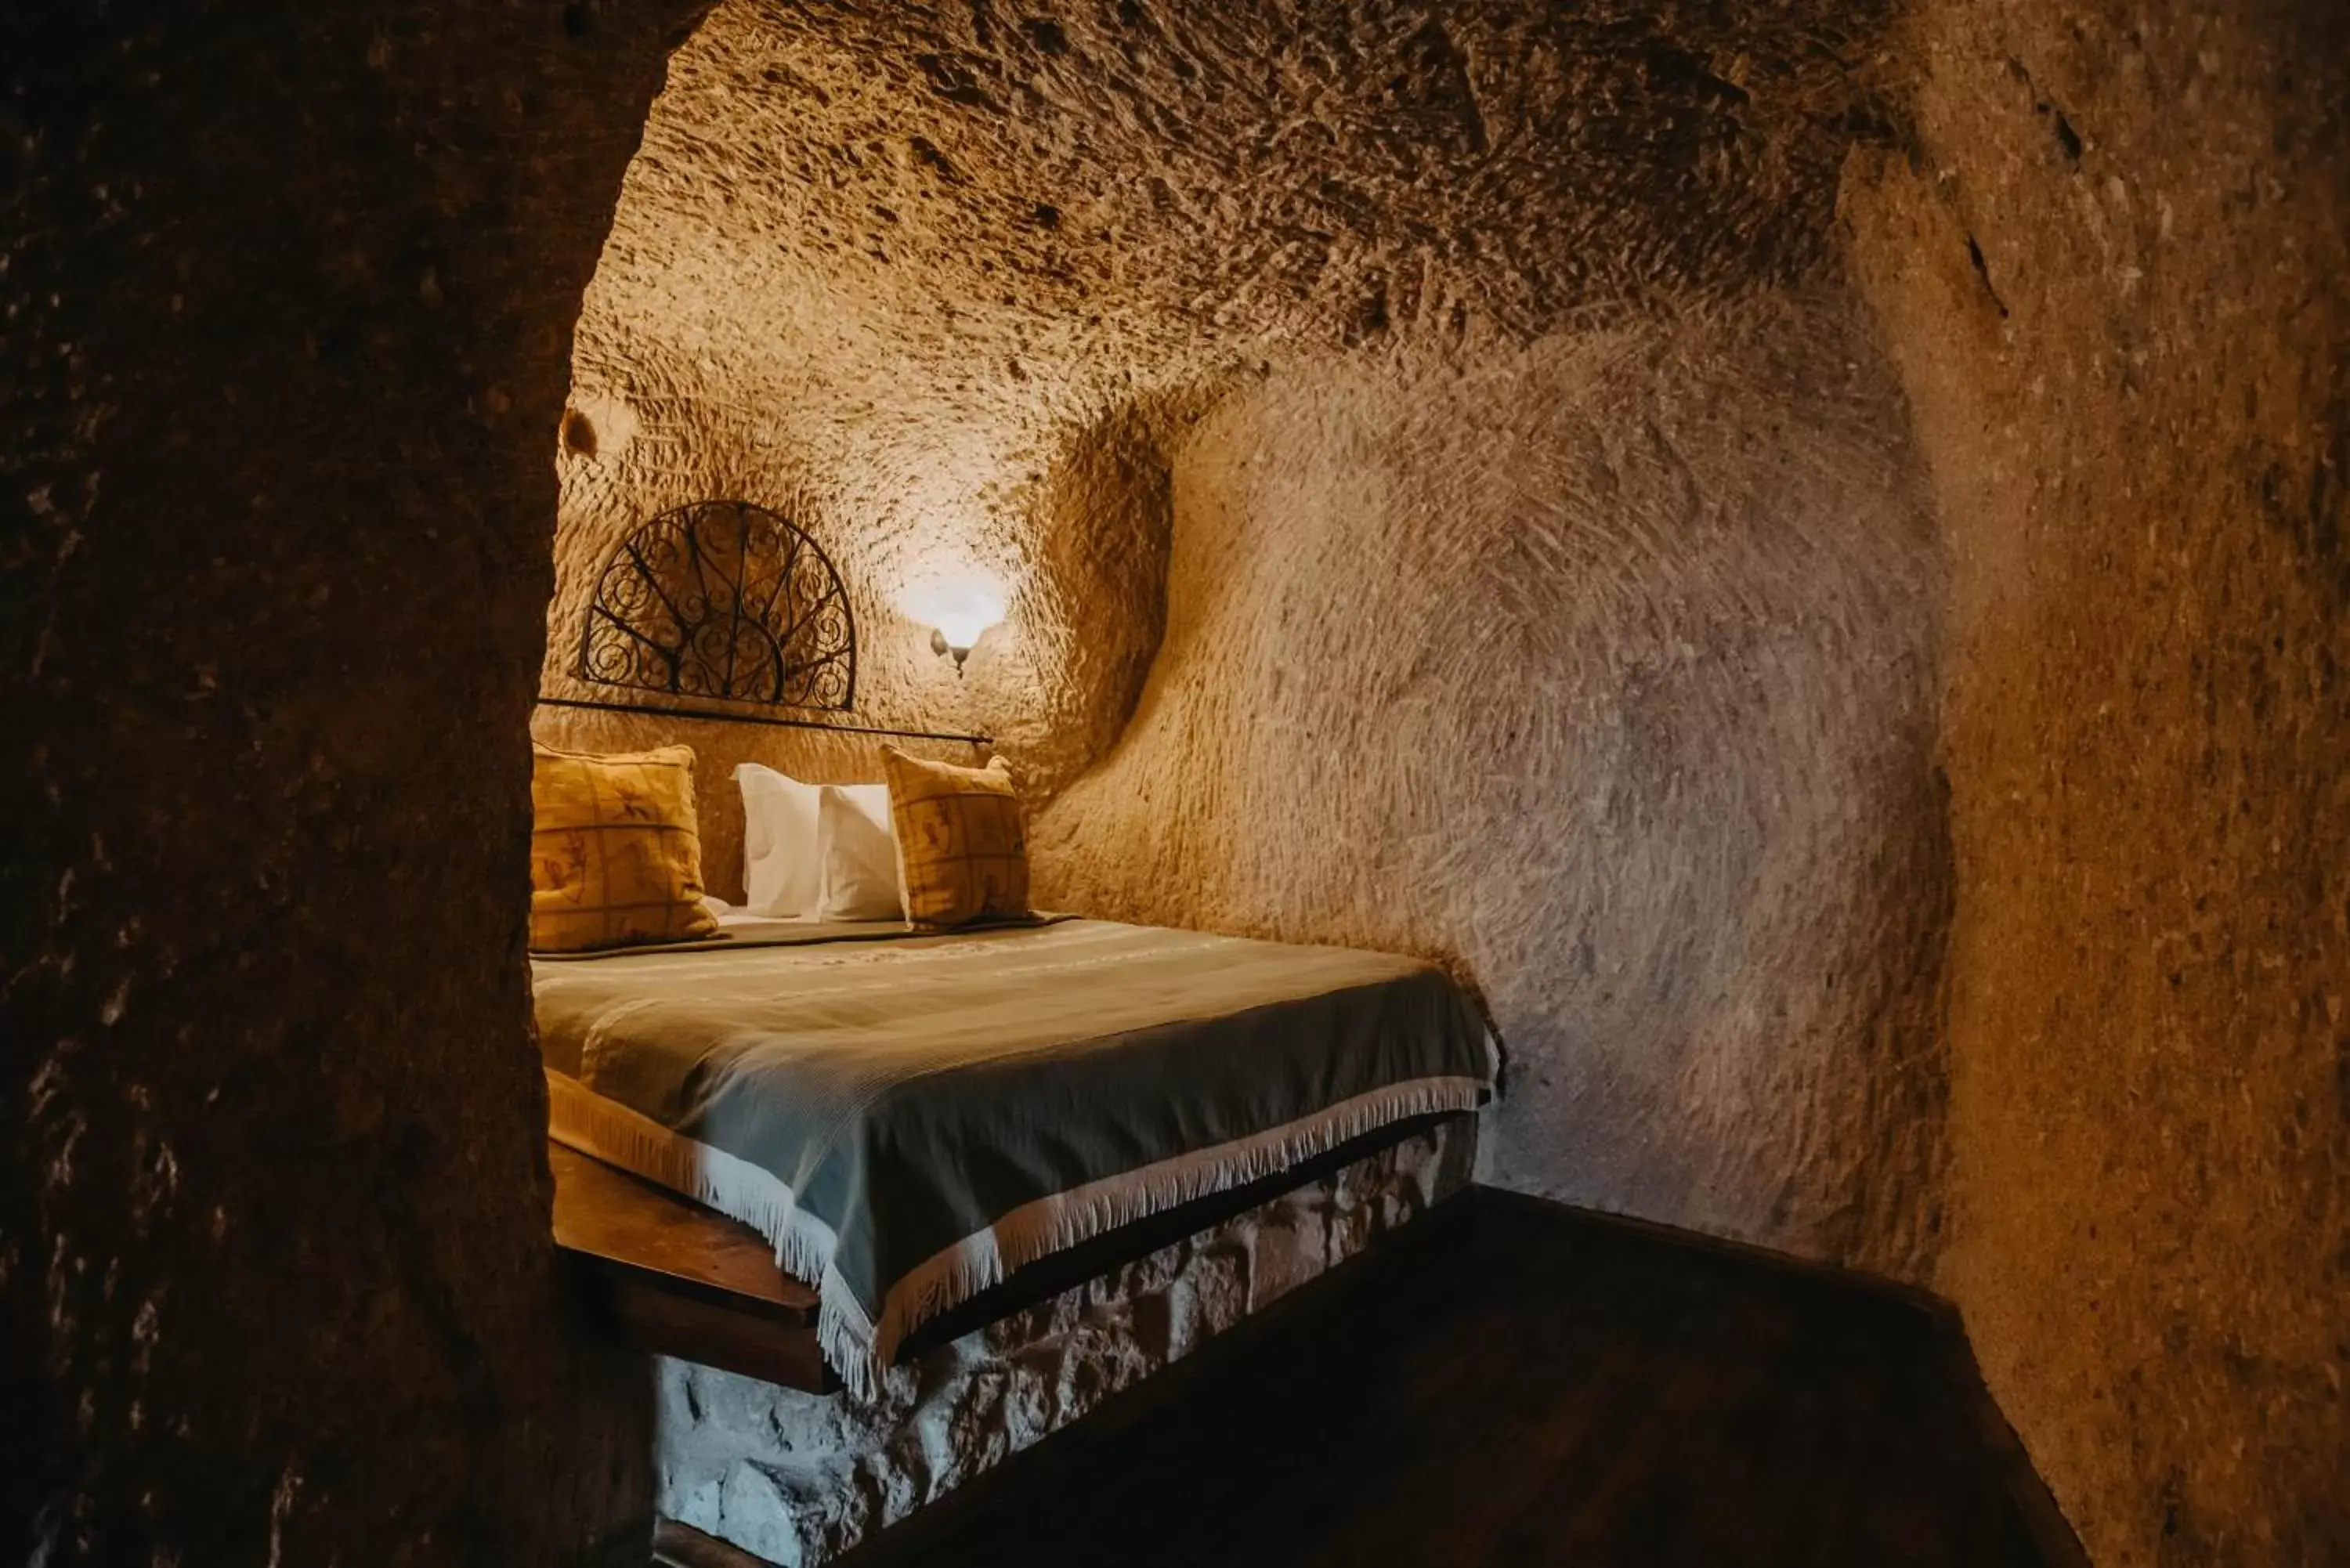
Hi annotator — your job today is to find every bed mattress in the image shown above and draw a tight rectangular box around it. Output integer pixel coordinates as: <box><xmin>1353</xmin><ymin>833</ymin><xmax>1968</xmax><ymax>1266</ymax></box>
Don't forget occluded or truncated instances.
<box><xmin>532</xmin><ymin>916</ymin><xmax>1492</xmax><ymax>1395</ymax></box>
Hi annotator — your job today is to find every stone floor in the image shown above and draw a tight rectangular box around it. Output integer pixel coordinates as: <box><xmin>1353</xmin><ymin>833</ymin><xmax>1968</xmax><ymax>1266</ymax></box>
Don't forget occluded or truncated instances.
<box><xmin>662</xmin><ymin>1186</ymin><xmax>2082</xmax><ymax>1568</ymax></box>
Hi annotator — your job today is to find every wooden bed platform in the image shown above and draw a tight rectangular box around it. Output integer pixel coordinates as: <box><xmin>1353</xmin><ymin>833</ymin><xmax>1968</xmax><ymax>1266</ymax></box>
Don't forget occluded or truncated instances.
<box><xmin>550</xmin><ymin>1112</ymin><xmax>1466</xmax><ymax>1395</ymax></box>
<box><xmin>550</xmin><ymin>1142</ymin><xmax>830</xmax><ymax>1390</ymax></box>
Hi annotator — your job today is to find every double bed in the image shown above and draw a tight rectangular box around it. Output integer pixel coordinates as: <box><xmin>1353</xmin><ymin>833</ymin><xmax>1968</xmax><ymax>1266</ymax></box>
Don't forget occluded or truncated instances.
<box><xmin>535</xmin><ymin>912</ymin><xmax>1494</xmax><ymax>1396</ymax></box>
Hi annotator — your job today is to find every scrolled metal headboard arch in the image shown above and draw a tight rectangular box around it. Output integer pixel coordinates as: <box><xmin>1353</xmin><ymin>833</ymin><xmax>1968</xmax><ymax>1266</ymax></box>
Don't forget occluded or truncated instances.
<box><xmin>539</xmin><ymin>497</ymin><xmax>989</xmax><ymax>747</ymax></box>
<box><xmin>577</xmin><ymin>497</ymin><xmax>855</xmax><ymax>710</ymax></box>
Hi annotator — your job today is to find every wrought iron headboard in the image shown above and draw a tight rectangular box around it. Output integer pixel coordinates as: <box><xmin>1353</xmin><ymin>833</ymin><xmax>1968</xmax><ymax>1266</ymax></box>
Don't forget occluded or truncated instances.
<box><xmin>538</xmin><ymin>498</ymin><xmax>988</xmax><ymax>747</ymax></box>
<box><xmin>578</xmin><ymin>497</ymin><xmax>855</xmax><ymax>709</ymax></box>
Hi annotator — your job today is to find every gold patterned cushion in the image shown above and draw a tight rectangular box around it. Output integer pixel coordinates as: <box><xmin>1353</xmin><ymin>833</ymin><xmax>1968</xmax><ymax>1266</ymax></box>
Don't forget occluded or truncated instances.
<box><xmin>529</xmin><ymin>742</ymin><xmax>721</xmax><ymax>952</ymax></box>
<box><xmin>880</xmin><ymin>746</ymin><xmax>1031</xmax><ymax>930</ymax></box>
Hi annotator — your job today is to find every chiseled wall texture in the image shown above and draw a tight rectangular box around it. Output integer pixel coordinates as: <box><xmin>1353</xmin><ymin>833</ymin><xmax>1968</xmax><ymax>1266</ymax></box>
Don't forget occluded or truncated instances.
<box><xmin>1</xmin><ymin>3</ymin><xmax>709</xmax><ymax>1561</ymax></box>
<box><xmin>561</xmin><ymin>5</ymin><xmax>2350</xmax><ymax>1560</ymax></box>
<box><xmin>1034</xmin><ymin>299</ymin><xmax>1954</xmax><ymax>1275</ymax></box>
<box><xmin>548</xmin><ymin>0</ymin><xmax>1957</xmax><ymax>1281</ymax></box>
<box><xmin>1843</xmin><ymin>2</ymin><xmax>2350</xmax><ymax>1563</ymax></box>
<box><xmin>13</xmin><ymin>2</ymin><xmax>2341</xmax><ymax>1565</ymax></box>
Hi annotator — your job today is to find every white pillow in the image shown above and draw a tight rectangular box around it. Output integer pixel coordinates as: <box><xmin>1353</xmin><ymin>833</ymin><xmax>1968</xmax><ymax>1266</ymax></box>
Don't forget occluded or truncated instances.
<box><xmin>816</xmin><ymin>782</ymin><xmax>902</xmax><ymax>920</ymax></box>
<box><xmin>736</xmin><ymin>763</ymin><xmax>822</xmax><ymax>919</ymax></box>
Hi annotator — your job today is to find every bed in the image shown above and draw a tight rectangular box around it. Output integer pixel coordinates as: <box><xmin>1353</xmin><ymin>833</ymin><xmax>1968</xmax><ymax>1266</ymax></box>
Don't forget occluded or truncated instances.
<box><xmin>534</xmin><ymin>913</ymin><xmax>1494</xmax><ymax>1396</ymax></box>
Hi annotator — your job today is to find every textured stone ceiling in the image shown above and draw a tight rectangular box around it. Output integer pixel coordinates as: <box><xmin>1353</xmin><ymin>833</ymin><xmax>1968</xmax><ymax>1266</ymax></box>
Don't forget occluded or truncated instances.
<box><xmin>551</xmin><ymin>0</ymin><xmax>1907</xmax><ymax>799</ymax></box>
<box><xmin>607</xmin><ymin>0</ymin><xmax>1896</xmax><ymax>358</ymax></box>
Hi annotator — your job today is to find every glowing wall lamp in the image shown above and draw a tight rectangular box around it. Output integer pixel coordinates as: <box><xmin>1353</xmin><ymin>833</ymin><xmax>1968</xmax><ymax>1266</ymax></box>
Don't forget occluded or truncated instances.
<box><xmin>913</xmin><ymin>579</ymin><xmax>1005</xmax><ymax>676</ymax></box>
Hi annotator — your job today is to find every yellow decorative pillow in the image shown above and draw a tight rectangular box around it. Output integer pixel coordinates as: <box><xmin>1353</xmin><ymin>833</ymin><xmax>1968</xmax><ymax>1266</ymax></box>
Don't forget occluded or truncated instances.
<box><xmin>529</xmin><ymin>742</ymin><xmax>721</xmax><ymax>952</ymax></box>
<box><xmin>880</xmin><ymin>746</ymin><xmax>1031</xmax><ymax>930</ymax></box>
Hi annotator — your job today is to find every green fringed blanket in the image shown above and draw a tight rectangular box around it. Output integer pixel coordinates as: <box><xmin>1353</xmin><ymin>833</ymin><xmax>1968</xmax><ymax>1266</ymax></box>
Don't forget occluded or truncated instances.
<box><xmin>533</xmin><ymin>917</ymin><xmax>1492</xmax><ymax>1396</ymax></box>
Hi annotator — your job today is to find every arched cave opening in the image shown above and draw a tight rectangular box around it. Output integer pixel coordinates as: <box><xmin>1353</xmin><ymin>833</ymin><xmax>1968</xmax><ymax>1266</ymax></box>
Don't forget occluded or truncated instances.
<box><xmin>5</xmin><ymin>2</ymin><xmax>2343</xmax><ymax>1566</ymax></box>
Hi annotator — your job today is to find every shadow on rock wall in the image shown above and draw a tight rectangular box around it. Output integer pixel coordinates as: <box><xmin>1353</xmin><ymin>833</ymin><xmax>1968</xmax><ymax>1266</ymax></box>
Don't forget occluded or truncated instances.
<box><xmin>2</xmin><ymin>1</ymin><xmax>711</xmax><ymax>1560</ymax></box>
<box><xmin>1844</xmin><ymin>0</ymin><xmax>2350</xmax><ymax>1560</ymax></box>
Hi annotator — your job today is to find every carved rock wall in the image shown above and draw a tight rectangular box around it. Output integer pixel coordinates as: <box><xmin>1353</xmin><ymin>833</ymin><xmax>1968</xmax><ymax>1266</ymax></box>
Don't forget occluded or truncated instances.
<box><xmin>1033</xmin><ymin>293</ymin><xmax>1954</xmax><ymax>1277</ymax></box>
<box><xmin>657</xmin><ymin>1120</ymin><xmax>1473</xmax><ymax>1567</ymax></box>
<box><xmin>17</xmin><ymin>2</ymin><xmax>2341</xmax><ymax>1564</ymax></box>
<box><xmin>551</xmin><ymin>0</ymin><xmax>1954</xmax><ymax>1284</ymax></box>
<box><xmin>0</xmin><ymin>4</ymin><xmax>707</xmax><ymax>1561</ymax></box>
<box><xmin>1843</xmin><ymin>3</ymin><xmax>2350</xmax><ymax>1563</ymax></box>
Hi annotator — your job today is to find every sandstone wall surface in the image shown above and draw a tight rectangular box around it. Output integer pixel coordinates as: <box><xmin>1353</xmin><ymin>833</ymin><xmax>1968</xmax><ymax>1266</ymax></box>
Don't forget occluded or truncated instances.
<box><xmin>1034</xmin><ymin>294</ymin><xmax>1954</xmax><ymax>1277</ymax></box>
<box><xmin>1</xmin><ymin>4</ymin><xmax>708</xmax><ymax>1561</ymax></box>
<box><xmin>552</xmin><ymin>0</ymin><xmax>1955</xmax><ymax>1283</ymax></box>
<box><xmin>16</xmin><ymin>2</ymin><xmax>2339</xmax><ymax>1564</ymax></box>
<box><xmin>1842</xmin><ymin>2</ymin><xmax>2350</xmax><ymax>1562</ymax></box>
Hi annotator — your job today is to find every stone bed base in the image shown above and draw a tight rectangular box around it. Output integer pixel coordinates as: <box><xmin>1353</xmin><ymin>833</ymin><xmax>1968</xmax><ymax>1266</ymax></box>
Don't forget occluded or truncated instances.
<box><xmin>655</xmin><ymin>1115</ymin><xmax>1476</xmax><ymax>1567</ymax></box>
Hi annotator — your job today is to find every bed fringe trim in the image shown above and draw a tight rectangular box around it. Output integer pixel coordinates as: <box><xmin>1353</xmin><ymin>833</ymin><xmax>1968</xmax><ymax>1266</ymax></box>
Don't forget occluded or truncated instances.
<box><xmin>544</xmin><ymin>1071</ymin><xmax>863</xmax><ymax>1354</ymax></box>
<box><xmin>544</xmin><ymin>1068</ymin><xmax>1486</xmax><ymax>1401</ymax></box>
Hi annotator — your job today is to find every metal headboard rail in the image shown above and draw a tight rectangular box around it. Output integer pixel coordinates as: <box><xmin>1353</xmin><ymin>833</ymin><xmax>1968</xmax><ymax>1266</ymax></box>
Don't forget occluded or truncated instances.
<box><xmin>535</xmin><ymin>693</ymin><xmax>991</xmax><ymax>749</ymax></box>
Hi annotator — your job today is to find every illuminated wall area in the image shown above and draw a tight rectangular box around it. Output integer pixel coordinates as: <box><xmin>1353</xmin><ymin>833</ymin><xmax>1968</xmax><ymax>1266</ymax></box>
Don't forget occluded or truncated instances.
<box><xmin>541</xmin><ymin>5</ymin><xmax>2350</xmax><ymax>1559</ymax></box>
<box><xmin>538</xmin><ymin>2</ymin><xmax>1954</xmax><ymax>1288</ymax></box>
<box><xmin>6</xmin><ymin>2</ymin><xmax>2342</xmax><ymax>1566</ymax></box>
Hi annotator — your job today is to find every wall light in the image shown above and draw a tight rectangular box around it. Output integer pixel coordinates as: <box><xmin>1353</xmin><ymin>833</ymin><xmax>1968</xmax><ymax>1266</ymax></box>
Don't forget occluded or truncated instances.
<box><xmin>912</xmin><ymin>579</ymin><xmax>1005</xmax><ymax>676</ymax></box>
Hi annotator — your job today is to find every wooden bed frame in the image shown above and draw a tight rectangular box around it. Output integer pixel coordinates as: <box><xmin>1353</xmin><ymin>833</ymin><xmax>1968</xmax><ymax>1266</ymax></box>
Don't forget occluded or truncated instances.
<box><xmin>551</xmin><ymin>1111</ymin><xmax>1466</xmax><ymax>1393</ymax></box>
<box><xmin>550</xmin><ymin>1143</ymin><xmax>829</xmax><ymax>1389</ymax></box>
